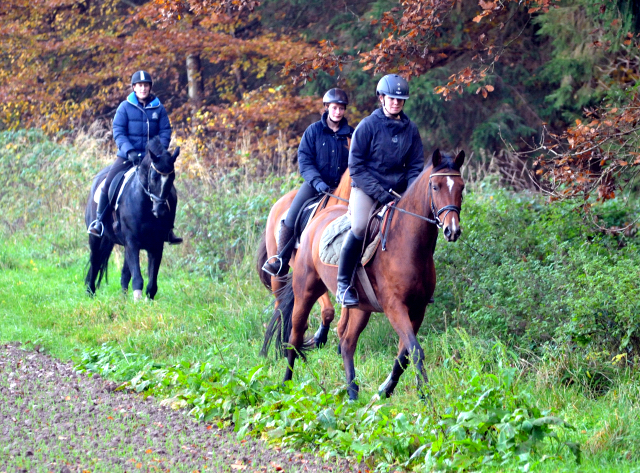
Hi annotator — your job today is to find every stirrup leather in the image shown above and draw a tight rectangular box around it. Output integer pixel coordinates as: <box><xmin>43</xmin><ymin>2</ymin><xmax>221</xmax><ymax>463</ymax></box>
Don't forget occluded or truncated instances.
<box><xmin>87</xmin><ymin>219</ymin><xmax>104</xmax><ymax>237</ymax></box>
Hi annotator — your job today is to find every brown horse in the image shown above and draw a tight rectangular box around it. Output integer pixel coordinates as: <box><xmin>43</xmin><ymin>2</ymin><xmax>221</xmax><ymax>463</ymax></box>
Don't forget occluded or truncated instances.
<box><xmin>261</xmin><ymin>150</ymin><xmax>465</xmax><ymax>400</ymax></box>
<box><xmin>256</xmin><ymin>170</ymin><xmax>352</xmax><ymax>347</ymax></box>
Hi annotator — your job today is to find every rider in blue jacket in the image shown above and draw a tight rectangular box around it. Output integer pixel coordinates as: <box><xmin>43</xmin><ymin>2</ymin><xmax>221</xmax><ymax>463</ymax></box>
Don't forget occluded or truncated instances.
<box><xmin>336</xmin><ymin>74</ymin><xmax>424</xmax><ymax>307</ymax></box>
<box><xmin>87</xmin><ymin>70</ymin><xmax>181</xmax><ymax>244</ymax></box>
<box><xmin>263</xmin><ymin>88</ymin><xmax>354</xmax><ymax>276</ymax></box>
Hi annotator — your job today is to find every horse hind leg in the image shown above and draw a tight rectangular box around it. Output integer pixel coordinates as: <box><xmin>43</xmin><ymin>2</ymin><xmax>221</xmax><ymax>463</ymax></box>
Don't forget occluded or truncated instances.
<box><xmin>284</xmin><ymin>279</ymin><xmax>326</xmax><ymax>384</ymax></box>
<box><xmin>313</xmin><ymin>292</ymin><xmax>335</xmax><ymax>348</ymax></box>
<box><xmin>120</xmin><ymin>255</ymin><xmax>131</xmax><ymax>295</ymax></box>
<box><xmin>338</xmin><ymin>308</ymin><xmax>371</xmax><ymax>401</ymax></box>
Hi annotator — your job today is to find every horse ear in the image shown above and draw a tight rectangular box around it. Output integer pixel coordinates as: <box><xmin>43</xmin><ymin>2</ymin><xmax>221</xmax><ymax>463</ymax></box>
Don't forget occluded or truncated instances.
<box><xmin>431</xmin><ymin>149</ymin><xmax>441</xmax><ymax>168</ymax></box>
<box><xmin>147</xmin><ymin>136</ymin><xmax>164</xmax><ymax>161</ymax></box>
<box><xmin>172</xmin><ymin>147</ymin><xmax>180</xmax><ymax>161</ymax></box>
<box><xmin>454</xmin><ymin>150</ymin><xmax>465</xmax><ymax>169</ymax></box>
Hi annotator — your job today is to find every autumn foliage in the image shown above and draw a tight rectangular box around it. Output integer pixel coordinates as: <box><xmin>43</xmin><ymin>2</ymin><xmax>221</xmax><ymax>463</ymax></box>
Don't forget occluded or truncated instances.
<box><xmin>1</xmin><ymin>0</ymin><xmax>640</xmax><ymax>205</ymax></box>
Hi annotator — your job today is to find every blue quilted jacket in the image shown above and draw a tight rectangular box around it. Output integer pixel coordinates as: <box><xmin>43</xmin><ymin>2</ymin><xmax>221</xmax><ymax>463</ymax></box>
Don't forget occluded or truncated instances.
<box><xmin>112</xmin><ymin>92</ymin><xmax>172</xmax><ymax>159</ymax></box>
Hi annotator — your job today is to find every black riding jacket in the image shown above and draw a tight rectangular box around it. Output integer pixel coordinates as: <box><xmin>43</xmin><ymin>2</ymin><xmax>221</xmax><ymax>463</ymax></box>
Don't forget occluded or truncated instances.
<box><xmin>349</xmin><ymin>108</ymin><xmax>424</xmax><ymax>201</ymax></box>
<box><xmin>298</xmin><ymin>112</ymin><xmax>354</xmax><ymax>191</ymax></box>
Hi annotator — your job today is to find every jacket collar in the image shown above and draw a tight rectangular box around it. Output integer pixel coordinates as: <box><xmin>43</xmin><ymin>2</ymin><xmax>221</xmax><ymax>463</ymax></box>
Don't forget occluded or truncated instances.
<box><xmin>373</xmin><ymin>107</ymin><xmax>409</xmax><ymax>130</ymax></box>
<box><xmin>127</xmin><ymin>92</ymin><xmax>161</xmax><ymax>109</ymax></box>
<box><xmin>321</xmin><ymin>111</ymin><xmax>351</xmax><ymax>136</ymax></box>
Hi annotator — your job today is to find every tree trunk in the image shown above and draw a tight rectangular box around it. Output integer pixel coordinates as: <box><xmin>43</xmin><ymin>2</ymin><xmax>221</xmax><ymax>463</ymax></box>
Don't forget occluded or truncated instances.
<box><xmin>186</xmin><ymin>53</ymin><xmax>203</xmax><ymax>108</ymax></box>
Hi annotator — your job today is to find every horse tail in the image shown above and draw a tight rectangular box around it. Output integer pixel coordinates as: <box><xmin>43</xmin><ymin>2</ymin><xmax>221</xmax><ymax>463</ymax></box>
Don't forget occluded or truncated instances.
<box><xmin>85</xmin><ymin>238</ymin><xmax>115</xmax><ymax>289</ymax></box>
<box><xmin>260</xmin><ymin>275</ymin><xmax>295</xmax><ymax>358</ymax></box>
<box><xmin>255</xmin><ymin>230</ymin><xmax>272</xmax><ymax>291</ymax></box>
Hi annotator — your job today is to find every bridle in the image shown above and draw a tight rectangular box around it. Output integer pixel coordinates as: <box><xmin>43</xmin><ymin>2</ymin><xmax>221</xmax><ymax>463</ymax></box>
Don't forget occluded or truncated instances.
<box><xmin>137</xmin><ymin>160</ymin><xmax>175</xmax><ymax>210</ymax></box>
<box><xmin>425</xmin><ymin>171</ymin><xmax>462</xmax><ymax>227</ymax></box>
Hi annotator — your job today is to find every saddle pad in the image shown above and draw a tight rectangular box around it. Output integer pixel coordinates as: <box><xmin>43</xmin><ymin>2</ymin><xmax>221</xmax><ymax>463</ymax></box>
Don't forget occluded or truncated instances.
<box><xmin>319</xmin><ymin>214</ymin><xmax>380</xmax><ymax>267</ymax></box>
<box><xmin>93</xmin><ymin>167</ymin><xmax>136</xmax><ymax>210</ymax></box>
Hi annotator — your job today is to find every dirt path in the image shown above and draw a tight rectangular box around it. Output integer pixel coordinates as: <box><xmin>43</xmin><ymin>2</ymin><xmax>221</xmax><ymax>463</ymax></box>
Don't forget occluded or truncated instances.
<box><xmin>0</xmin><ymin>344</ymin><xmax>359</xmax><ymax>473</ymax></box>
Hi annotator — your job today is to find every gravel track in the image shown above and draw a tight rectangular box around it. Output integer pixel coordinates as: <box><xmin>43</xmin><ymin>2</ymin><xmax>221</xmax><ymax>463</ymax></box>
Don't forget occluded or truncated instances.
<box><xmin>0</xmin><ymin>344</ymin><xmax>360</xmax><ymax>473</ymax></box>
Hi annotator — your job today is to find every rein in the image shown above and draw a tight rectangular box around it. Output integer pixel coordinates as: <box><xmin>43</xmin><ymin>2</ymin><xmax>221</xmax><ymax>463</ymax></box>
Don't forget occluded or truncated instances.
<box><xmin>322</xmin><ymin>171</ymin><xmax>462</xmax><ymax>227</ymax></box>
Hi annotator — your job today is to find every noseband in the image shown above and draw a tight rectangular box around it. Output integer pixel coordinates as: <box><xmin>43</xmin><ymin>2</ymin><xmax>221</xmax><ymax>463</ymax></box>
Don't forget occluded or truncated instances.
<box><xmin>138</xmin><ymin>161</ymin><xmax>174</xmax><ymax>210</ymax></box>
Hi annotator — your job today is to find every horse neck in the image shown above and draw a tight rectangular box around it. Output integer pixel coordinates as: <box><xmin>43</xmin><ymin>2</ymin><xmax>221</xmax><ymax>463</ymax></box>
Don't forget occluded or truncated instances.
<box><xmin>390</xmin><ymin>168</ymin><xmax>437</xmax><ymax>252</ymax></box>
<box><xmin>326</xmin><ymin>169</ymin><xmax>351</xmax><ymax>207</ymax></box>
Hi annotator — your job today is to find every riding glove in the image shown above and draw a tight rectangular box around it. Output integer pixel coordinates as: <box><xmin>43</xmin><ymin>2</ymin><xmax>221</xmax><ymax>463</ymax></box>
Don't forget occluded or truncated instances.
<box><xmin>127</xmin><ymin>150</ymin><xmax>143</xmax><ymax>165</ymax></box>
<box><xmin>377</xmin><ymin>191</ymin><xmax>395</xmax><ymax>205</ymax></box>
<box><xmin>315</xmin><ymin>181</ymin><xmax>330</xmax><ymax>194</ymax></box>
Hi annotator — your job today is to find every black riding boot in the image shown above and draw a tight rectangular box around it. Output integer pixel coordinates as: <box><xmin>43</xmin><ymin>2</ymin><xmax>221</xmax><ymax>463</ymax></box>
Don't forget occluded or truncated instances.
<box><xmin>166</xmin><ymin>229</ymin><xmax>183</xmax><ymax>245</ymax></box>
<box><xmin>336</xmin><ymin>231</ymin><xmax>364</xmax><ymax>308</ymax></box>
<box><xmin>262</xmin><ymin>222</ymin><xmax>296</xmax><ymax>276</ymax></box>
<box><xmin>87</xmin><ymin>190</ymin><xmax>110</xmax><ymax>237</ymax></box>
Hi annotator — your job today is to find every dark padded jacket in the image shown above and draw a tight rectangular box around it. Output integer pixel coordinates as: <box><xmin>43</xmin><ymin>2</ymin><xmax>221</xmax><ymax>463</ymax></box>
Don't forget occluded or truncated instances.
<box><xmin>113</xmin><ymin>92</ymin><xmax>172</xmax><ymax>159</ymax></box>
<box><xmin>349</xmin><ymin>108</ymin><xmax>424</xmax><ymax>201</ymax></box>
<box><xmin>298</xmin><ymin>112</ymin><xmax>354</xmax><ymax>191</ymax></box>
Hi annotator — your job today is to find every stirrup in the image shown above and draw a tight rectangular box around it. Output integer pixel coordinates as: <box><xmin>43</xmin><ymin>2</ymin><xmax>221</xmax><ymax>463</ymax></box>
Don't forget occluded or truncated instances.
<box><xmin>337</xmin><ymin>284</ymin><xmax>359</xmax><ymax>308</ymax></box>
<box><xmin>262</xmin><ymin>255</ymin><xmax>284</xmax><ymax>277</ymax></box>
<box><xmin>87</xmin><ymin>220</ymin><xmax>104</xmax><ymax>237</ymax></box>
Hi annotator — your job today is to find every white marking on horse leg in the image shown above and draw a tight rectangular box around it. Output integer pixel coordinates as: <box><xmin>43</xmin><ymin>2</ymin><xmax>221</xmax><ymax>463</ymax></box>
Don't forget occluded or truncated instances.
<box><xmin>446</xmin><ymin>176</ymin><xmax>454</xmax><ymax>193</ymax></box>
<box><xmin>133</xmin><ymin>290</ymin><xmax>143</xmax><ymax>301</ymax></box>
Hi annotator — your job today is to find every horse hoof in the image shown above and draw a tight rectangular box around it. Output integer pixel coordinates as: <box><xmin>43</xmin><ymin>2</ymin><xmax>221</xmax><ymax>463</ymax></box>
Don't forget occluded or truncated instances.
<box><xmin>313</xmin><ymin>325</ymin><xmax>329</xmax><ymax>348</ymax></box>
<box><xmin>133</xmin><ymin>290</ymin><xmax>143</xmax><ymax>301</ymax></box>
<box><xmin>378</xmin><ymin>373</ymin><xmax>395</xmax><ymax>398</ymax></box>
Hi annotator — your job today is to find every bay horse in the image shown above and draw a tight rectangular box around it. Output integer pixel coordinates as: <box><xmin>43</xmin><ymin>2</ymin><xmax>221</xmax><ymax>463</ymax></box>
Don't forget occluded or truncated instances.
<box><xmin>84</xmin><ymin>136</ymin><xmax>180</xmax><ymax>301</ymax></box>
<box><xmin>256</xmin><ymin>170</ymin><xmax>351</xmax><ymax>347</ymax></box>
<box><xmin>261</xmin><ymin>150</ymin><xmax>465</xmax><ymax>400</ymax></box>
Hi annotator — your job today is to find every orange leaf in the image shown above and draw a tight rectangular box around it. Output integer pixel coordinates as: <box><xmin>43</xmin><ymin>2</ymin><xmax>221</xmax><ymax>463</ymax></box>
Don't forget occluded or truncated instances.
<box><xmin>485</xmin><ymin>84</ymin><xmax>494</xmax><ymax>92</ymax></box>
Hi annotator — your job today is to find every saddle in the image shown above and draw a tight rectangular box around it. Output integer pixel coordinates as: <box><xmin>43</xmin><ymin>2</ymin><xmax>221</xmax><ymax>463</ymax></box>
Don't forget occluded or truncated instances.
<box><xmin>319</xmin><ymin>203</ymin><xmax>388</xmax><ymax>267</ymax></box>
<box><xmin>275</xmin><ymin>193</ymin><xmax>330</xmax><ymax>247</ymax></box>
<box><xmin>93</xmin><ymin>166</ymin><xmax>136</xmax><ymax>210</ymax></box>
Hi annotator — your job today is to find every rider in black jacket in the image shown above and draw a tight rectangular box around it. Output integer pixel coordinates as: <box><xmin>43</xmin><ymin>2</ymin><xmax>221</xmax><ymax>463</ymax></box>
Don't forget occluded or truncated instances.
<box><xmin>336</xmin><ymin>74</ymin><xmax>425</xmax><ymax>307</ymax></box>
<box><xmin>263</xmin><ymin>88</ymin><xmax>354</xmax><ymax>276</ymax></box>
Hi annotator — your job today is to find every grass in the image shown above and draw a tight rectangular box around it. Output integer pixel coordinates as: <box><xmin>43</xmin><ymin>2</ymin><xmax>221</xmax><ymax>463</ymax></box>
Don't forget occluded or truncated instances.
<box><xmin>1</xmin><ymin>129</ymin><xmax>640</xmax><ymax>471</ymax></box>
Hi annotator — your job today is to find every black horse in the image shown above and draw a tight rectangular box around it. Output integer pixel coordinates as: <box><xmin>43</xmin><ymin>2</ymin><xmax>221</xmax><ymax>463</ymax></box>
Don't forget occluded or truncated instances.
<box><xmin>85</xmin><ymin>136</ymin><xmax>180</xmax><ymax>300</ymax></box>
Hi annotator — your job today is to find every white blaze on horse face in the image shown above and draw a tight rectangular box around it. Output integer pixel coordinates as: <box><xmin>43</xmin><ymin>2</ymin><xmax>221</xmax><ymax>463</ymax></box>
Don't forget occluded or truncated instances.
<box><xmin>446</xmin><ymin>176</ymin><xmax>454</xmax><ymax>193</ymax></box>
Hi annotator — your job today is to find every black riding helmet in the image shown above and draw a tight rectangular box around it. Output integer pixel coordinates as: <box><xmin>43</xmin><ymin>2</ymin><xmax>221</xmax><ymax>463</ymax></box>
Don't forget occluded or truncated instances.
<box><xmin>376</xmin><ymin>74</ymin><xmax>409</xmax><ymax>100</ymax></box>
<box><xmin>131</xmin><ymin>70</ymin><xmax>153</xmax><ymax>87</ymax></box>
<box><xmin>322</xmin><ymin>88</ymin><xmax>349</xmax><ymax>106</ymax></box>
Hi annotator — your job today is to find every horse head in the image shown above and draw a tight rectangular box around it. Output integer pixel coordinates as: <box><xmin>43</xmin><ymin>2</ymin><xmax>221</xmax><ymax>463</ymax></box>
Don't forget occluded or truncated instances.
<box><xmin>429</xmin><ymin>149</ymin><xmax>465</xmax><ymax>242</ymax></box>
<box><xmin>143</xmin><ymin>136</ymin><xmax>180</xmax><ymax>218</ymax></box>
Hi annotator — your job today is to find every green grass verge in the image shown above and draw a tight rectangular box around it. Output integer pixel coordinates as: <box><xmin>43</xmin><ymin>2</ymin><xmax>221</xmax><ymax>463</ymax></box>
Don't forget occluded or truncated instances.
<box><xmin>1</xmin><ymin>130</ymin><xmax>640</xmax><ymax>471</ymax></box>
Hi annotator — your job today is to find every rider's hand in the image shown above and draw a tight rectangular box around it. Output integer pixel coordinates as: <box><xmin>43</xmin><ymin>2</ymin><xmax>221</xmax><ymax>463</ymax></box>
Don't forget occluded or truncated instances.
<box><xmin>316</xmin><ymin>181</ymin><xmax>330</xmax><ymax>194</ymax></box>
<box><xmin>377</xmin><ymin>191</ymin><xmax>395</xmax><ymax>205</ymax></box>
<box><xmin>127</xmin><ymin>150</ymin><xmax>142</xmax><ymax>165</ymax></box>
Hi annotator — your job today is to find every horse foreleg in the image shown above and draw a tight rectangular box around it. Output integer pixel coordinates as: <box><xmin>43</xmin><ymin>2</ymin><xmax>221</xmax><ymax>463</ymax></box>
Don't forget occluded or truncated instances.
<box><xmin>313</xmin><ymin>292</ymin><xmax>335</xmax><ymax>348</ymax></box>
<box><xmin>378</xmin><ymin>343</ymin><xmax>409</xmax><ymax>398</ymax></box>
<box><xmin>124</xmin><ymin>243</ymin><xmax>144</xmax><ymax>301</ymax></box>
<box><xmin>338</xmin><ymin>308</ymin><xmax>371</xmax><ymax>401</ymax></box>
<box><xmin>146</xmin><ymin>247</ymin><xmax>164</xmax><ymax>300</ymax></box>
<box><xmin>382</xmin><ymin>303</ymin><xmax>428</xmax><ymax>399</ymax></box>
